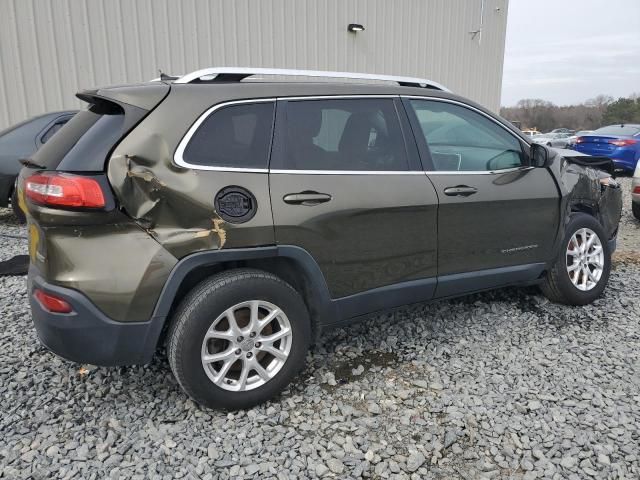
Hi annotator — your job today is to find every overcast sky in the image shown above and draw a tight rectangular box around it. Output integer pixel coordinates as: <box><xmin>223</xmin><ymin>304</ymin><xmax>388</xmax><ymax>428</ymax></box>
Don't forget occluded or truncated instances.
<box><xmin>501</xmin><ymin>0</ymin><xmax>640</xmax><ymax>107</ymax></box>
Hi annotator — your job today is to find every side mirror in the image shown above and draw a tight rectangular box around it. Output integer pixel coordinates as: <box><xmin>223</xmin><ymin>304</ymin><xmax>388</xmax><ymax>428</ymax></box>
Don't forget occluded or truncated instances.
<box><xmin>530</xmin><ymin>143</ymin><xmax>550</xmax><ymax>168</ymax></box>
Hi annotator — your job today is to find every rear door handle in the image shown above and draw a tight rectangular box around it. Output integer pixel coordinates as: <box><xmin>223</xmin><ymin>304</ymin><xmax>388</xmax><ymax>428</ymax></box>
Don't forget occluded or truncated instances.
<box><xmin>283</xmin><ymin>191</ymin><xmax>332</xmax><ymax>205</ymax></box>
<box><xmin>443</xmin><ymin>185</ymin><xmax>478</xmax><ymax>197</ymax></box>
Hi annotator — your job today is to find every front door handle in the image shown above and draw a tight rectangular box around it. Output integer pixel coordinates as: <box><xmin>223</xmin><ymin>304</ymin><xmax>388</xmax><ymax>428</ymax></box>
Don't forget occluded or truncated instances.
<box><xmin>283</xmin><ymin>191</ymin><xmax>332</xmax><ymax>205</ymax></box>
<box><xmin>443</xmin><ymin>185</ymin><xmax>478</xmax><ymax>197</ymax></box>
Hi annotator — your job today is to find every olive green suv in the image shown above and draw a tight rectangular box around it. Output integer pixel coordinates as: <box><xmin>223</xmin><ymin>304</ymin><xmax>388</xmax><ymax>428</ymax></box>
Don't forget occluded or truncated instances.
<box><xmin>19</xmin><ymin>68</ymin><xmax>622</xmax><ymax>409</ymax></box>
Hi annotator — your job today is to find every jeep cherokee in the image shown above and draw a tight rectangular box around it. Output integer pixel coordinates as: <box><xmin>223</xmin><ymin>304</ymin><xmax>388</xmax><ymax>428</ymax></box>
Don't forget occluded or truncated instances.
<box><xmin>18</xmin><ymin>68</ymin><xmax>622</xmax><ymax>409</ymax></box>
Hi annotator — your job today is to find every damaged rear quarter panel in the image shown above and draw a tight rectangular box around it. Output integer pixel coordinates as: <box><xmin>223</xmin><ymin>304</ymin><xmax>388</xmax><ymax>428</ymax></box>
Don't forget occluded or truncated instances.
<box><xmin>40</xmin><ymin>220</ymin><xmax>177</xmax><ymax>322</ymax></box>
<box><xmin>107</xmin><ymin>85</ymin><xmax>276</xmax><ymax>259</ymax></box>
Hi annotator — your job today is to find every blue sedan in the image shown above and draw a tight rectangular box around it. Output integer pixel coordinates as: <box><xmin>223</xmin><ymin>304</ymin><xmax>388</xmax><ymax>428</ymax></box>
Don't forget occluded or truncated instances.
<box><xmin>571</xmin><ymin>124</ymin><xmax>640</xmax><ymax>173</ymax></box>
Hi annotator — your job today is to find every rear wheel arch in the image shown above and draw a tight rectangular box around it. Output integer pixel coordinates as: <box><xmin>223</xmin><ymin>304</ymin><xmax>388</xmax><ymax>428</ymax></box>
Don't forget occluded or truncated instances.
<box><xmin>167</xmin><ymin>268</ymin><xmax>312</xmax><ymax>409</ymax></box>
<box><xmin>153</xmin><ymin>247</ymin><xmax>333</xmax><ymax>348</ymax></box>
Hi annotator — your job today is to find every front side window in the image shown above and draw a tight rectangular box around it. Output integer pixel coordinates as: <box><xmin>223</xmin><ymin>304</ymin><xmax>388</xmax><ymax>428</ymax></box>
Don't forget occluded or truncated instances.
<box><xmin>279</xmin><ymin>98</ymin><xmax>408</xmax><ymax>171</ymax></box>
<box><xmin>408</xmin><ymin>99</ymin><xmax>524</xmax><ymax>172</ymax></box>
<box><xmin>183</xmin><ymin>102</ymin><xmax>275</xmax><ymax>168</ymax></box>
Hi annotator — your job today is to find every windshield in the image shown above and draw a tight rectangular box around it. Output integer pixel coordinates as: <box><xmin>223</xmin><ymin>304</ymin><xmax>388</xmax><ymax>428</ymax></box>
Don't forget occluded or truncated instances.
<box><xmin>594</xmin><ymin>125</ymin><xmax>640</xmax><ymax>136</ymax></box>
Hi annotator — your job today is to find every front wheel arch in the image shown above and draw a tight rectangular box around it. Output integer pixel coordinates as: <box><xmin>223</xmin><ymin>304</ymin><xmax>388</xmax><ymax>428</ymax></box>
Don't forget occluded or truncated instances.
<box><xmin>540</xmin><ymin>212</ymin><xmax>611</xmax><ymax>305</ymax></box>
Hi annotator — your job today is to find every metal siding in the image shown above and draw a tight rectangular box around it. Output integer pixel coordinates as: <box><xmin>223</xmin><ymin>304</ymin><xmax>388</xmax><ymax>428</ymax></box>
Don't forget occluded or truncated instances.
<box><xmin>0</xmin><ymin>0</ymin><xmax>508</xmax><ymax>130</ymax></box>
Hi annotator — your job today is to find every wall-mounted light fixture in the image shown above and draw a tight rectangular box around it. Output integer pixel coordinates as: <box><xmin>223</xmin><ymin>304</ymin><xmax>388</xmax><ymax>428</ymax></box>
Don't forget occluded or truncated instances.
<box><xmin>347</xmin><ymin>23</ymin><xmax>365</xmax><ymax>33</ymax></box>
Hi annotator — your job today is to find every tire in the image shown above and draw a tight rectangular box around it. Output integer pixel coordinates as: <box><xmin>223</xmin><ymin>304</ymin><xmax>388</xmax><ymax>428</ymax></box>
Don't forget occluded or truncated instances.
<box><xmin>540</xmin><ymin>213</ymin><xmax>611</xmax><ymax>305</ymax></box>
<box><xmin>633</xmin><ymin>202</ymin><xmax>640</xmax><ymax>221</ymax></box>
<box><xmin>10</xmin><ymin>187</ymin><xmax>26</xmax><ymax>224</ymax></box>
<box><xmin>167</xmin><ymin>268</ymin><xmax>311</xmax><ymax>410</ymax></box>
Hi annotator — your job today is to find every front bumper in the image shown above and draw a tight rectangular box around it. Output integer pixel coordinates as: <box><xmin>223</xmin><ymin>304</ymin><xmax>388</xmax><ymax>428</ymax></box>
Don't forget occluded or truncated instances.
<box><xmin>28</xmin><ymin>268</ymin><xmax>163</xmax><ymax>366</ymax></box>
<box><xmin>0</xmin><ymin>173</ymin><xmax>14</xmax><ymax>207</ymax></box>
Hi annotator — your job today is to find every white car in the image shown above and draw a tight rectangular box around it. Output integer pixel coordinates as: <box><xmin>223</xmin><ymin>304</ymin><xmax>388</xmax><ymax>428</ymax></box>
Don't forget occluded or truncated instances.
<box><xmin>633</xmin><ymin>161</ymin><xmax>640</xmax><ymax>220</ymax></box>
<box><xmin>531</xmin><ymin>132</ymin><xmax>573</xmax><ymax>148</ymax></box>
<box><xmin>522</xmin><ymin>129</ymin><xmax>541</xmax><ymax>137</ymax></box>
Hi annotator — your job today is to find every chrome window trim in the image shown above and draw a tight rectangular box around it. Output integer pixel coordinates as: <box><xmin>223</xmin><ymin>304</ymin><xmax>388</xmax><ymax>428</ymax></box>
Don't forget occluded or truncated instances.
<box><xmin>173</xmin><ymin>98</ymin><xmax>276</xmax><ymax>172</ymax></box>
<box><xmin>281</xmin><ymin>94</ymin><xmax>399</xmax><ymax>101</ymax></box>
<box><xmin>174</xmin><ymin>94</ymin><xmax>532</xmax><ymax>175</ymax></box>
<box><xmin>175</xmin><ymin>95</ymin><xmax>418</xmax><ymax>174</ymax></box>
<box><xmin>426</xmin><ymin>166</ymin><xmax>534</xmax><ymax>175</ymax></box>
<box><xmin>270</xmin><ymin>170</ymin><xmax>426</xmax><ymax>175</ymax></box>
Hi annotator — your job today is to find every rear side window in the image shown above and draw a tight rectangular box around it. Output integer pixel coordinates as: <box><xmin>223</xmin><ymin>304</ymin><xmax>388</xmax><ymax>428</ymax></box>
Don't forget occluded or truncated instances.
<box><xmin>276</xmin><ymin>98</ymin><xmax>408</xmax><ymax>171</ymax></box>
<box><xmin>181</xmin><ymin>102</ymin><xmax>275</xmax><ymax>169</ymax></box>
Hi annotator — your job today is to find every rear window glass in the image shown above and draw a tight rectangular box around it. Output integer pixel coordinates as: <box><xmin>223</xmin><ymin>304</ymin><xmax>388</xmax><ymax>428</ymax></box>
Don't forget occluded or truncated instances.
<box><xmin>32</xmin><ymin>102</ymin><xmax>126</xmax><ymax>170</ymax></box>
<box><xmin>182</xmin><ymin>102</ymin><xmax>275</xmax><ymax>169</ymax></box>
<box><xmin>0</xmin><ymin>115</ymin><xmax>53</xmax><ymax>152</ymax></box>
<box><xmin>594</xmin><ymin>125</ymin><xmax>640</xmax><ymax>136</ymax></box>
<box><xmin>40</xmin><ymin>118</ymin><xmax>70</xmax><ymax>144</ymax></box>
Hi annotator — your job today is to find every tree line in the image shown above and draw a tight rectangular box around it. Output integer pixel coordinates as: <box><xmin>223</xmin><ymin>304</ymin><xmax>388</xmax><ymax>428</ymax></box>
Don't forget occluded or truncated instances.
<box><xmin>500</xmin><ymin>94</ymin><xmax>640</xmax><ymax>132</ymax></box>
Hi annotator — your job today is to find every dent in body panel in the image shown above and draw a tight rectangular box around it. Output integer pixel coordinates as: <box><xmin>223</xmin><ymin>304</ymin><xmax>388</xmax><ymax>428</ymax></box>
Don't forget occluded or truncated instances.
<box><xmin>107</xmin><ymin>90</ymin><xmax>274</xmax><ymax>259</ymax></box>
<box><xmin>40</xmin><ymin>222</ymin><xmax>177</xmax><ymax>322</ymax></box>
<box><xmin>554</xmin><ymin>155</ymin><xmax>622</xmax><ymax>240</ymax></box>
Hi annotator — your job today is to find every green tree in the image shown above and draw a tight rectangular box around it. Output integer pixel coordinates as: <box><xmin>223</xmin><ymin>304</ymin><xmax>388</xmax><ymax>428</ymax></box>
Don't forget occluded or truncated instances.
<box><xmin>602</xmin><ymin>97</ymin><xmax>640</xmax><ymax>125</ymax></box>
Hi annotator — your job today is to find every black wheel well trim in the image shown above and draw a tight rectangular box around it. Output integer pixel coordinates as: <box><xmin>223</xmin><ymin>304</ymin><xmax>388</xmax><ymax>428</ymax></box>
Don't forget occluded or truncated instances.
<box><xmin>569</xmin><ymin>201</ymin><xmax>597</xmax><ymax>216</ymax></box>
<box><xmin>151</xmin><ymin>245</ymin><xmax>334</xmax><ymax>319</ymax></box>
<box><xmin>144</xmin><ymin>245</ymin><xmax>336</xmax><ymax>356</ymax></box>
<box><xmin>145</xmin><ymin>246</ymin><xmax>553</xmax><ymax>361</ymax></box>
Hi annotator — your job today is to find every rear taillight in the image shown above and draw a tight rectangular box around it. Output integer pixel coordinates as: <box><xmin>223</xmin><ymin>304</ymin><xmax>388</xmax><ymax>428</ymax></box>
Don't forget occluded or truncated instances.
<box><xmin>25</xmin><ymin>172</ymin><xmax>105</xmax><ymax>208</ymax></box>
<box><xmin>34</xmin><ymin>289</ymin><xmax>73</xmax><ymax>314</ymax></box>
<box><xmin>633</xmin><ymin>185</ymin><xmax>640</xmax><ymax>194</ymax></box>
<box><xmin>609</xmin><ymin>139</ymin><xmax>637</xmax><ymax>147</ymax></box>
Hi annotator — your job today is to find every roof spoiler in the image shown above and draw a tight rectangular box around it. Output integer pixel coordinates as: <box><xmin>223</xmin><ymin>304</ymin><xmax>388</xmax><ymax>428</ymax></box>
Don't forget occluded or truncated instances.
<box><xmin>76</xmin><ymin>83</ymin><xmax>170</xmax><ymax>111</ymax></box>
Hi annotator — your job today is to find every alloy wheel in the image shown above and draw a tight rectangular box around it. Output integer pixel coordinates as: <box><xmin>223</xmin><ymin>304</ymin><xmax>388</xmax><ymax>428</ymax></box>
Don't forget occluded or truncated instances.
<box><xmin>201</xmin><ymin>300</ymin><xmax>292</xmax><ymax>392</ymax></box>
<box><xmin>566</xmin><ymin>227</ymin><xmax>604</xmax><ymax>291</ymax></box>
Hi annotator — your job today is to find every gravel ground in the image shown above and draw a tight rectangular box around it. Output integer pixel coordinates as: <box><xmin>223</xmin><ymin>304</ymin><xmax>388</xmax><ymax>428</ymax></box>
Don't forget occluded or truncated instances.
<box><xmin>1</xmin><ymin>179</ymin><xmax>639</xmax><ymax>480</ymax></box>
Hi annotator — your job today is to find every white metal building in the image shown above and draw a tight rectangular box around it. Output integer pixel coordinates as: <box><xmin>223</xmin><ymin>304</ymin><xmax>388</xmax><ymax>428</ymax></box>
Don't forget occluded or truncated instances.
<box><xmin>0</xmin><ymin>0</ymin><xmax>509</xmax><ymax>130</ymax></box>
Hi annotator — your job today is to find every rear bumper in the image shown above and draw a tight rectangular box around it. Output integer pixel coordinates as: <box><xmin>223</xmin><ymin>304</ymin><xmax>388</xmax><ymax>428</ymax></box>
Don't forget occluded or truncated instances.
<box><xmin>572</xmin><ymin>147</ymin><xmax>637</xmax><ymax>172</ymax></box>
<box><xmin>28</xmin><ymin>268</ymin><xmax>163</xmax><ymax>366</ymax></box>
<box><xmin>611</xmin><ymin>157</ymin><xmax>637</xmax><ymax>172</ymax></box>
<box><xmin>0</xmin><ymin>173</ymin><xmax>14</xmax><ymax>207</ymax></box>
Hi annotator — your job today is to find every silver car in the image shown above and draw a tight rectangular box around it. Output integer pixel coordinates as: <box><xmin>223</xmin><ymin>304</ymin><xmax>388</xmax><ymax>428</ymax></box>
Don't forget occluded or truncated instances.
<box><xmin>532</xmin><ymin>132</ymin><xmax>573</xmax><ymax>148</ymax></box>
<box><xmin>633</xmin><ymin>161</ymin><xmax>640</xmax><ymax>220</ymax></box>
<box><xmin>567</xmin><ymin>130</ymin><xmax>594</xmax><ymax>148</ymax></box>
